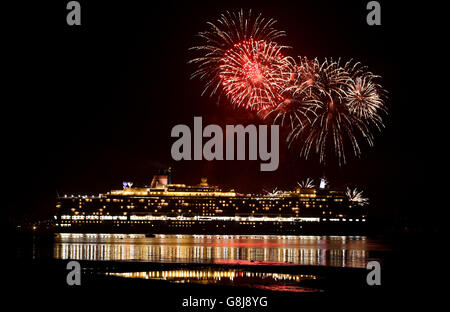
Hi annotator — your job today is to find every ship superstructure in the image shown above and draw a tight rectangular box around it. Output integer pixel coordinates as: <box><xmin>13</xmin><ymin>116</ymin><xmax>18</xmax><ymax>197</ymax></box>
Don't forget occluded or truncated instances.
<box><xmin>55</xmin><ymin>175</ymin><xmax>367</xmax><ymax>234</ymax></box>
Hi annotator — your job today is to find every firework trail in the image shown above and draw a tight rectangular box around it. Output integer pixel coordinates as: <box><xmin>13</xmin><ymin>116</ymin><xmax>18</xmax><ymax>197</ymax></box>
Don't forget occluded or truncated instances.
<box><xmin>263</xmin><ymin>187</ymin><xmax>282</xmax><ymax>196</ymax></box>
<box><xmin>344</xmin><ymin>62</ymin><xmax>387</xmax><ymax>129</ymax></box>
<box><xmin>346</xmin><ymin>187</ymin><xmax>369</xmax><ymax>206</ymax></box>
<box><xmin>285</xmin><ymin>58</ymin><xmax>386</xmax><ymax>165</ymax></box>
<box><xmin>297</xmin><ymin>178</ymin><xmax>315</xmax><ymax>188</ymax></box>
<box><xmin>219</xmin><ymin>39</ymin><xmax>292</xmax><ymax>110</ymax></box>
<box><xmin>263</xmin><ymin>57</ymin><xmax>320</xmax><ymax>128</ymax></box>
<box><xmin>189</xmin><ymin>10</ymin><xmax>291</xmax><ymax>110</ymax></box>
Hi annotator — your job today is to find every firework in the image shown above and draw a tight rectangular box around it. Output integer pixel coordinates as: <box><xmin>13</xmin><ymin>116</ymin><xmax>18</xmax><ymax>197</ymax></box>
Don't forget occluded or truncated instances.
<box><xmin>263</xmin><ymin>187</ymin><xmax>282</xmax><ymax>196</ymax></box>
<box><xmin>346</xmin><ymin>187</ymin><xmax>369</xmax><ymax>206</ymax></box>
<box><xmin>189</xmin><ymin>10</ymin><xmax>289</xmax><ymax>110</ymax></box>
<box><xmin>190</xmin><ymin>11</ymin><xmax>387</xmax><ymax>166</ymax></box>
<box><xmin>219</xmin><ymin>39</ymin><xmax>292</xmax><ymax>110</ymax></box>
<box><xmin>297</xmin><ymin>178</ymin><xmax>315</xmax><ymax>189</ymax></box>
<box><xmin>263</xmin><ymin>57</ymin><xmax>320</xmax><ymax>128</ymax></box>
<box><xmin>344</xmin><ymin>63</ymin><xmax>387</xmax><ymax>128</ymax></box>
<box><xmin>286</xmin><ymin>58</ymin><xmax>385</xmax><ymax>165</ymax></box>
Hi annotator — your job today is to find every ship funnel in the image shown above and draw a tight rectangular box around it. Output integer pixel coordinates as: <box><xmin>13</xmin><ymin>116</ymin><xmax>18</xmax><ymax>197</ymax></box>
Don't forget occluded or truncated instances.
<box><xmin>150</xmin><ymin>175</ymin><xmax>168</xmax><ymax>188</ymax></box>
<box><xmin>199</xmin><ymin>177</ymin><xmax>209</xmax><ymax>187</ymax></box>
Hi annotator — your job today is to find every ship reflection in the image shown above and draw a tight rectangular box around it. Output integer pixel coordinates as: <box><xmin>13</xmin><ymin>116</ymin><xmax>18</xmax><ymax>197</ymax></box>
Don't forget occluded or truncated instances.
<box><xmin>106</xmin><ymin>269</ymin><xmax>320</xmax><ymax>293</ymax></box>
<box><xmin>54</xmin><ymin>234</ymin><xmax>372</xmax><ymax>268</ymax></box>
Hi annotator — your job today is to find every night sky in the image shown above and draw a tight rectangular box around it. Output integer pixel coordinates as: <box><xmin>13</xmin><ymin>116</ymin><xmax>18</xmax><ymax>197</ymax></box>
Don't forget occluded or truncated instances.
<box><xmin>4</xmin><ymin>1</ymin><xmax>445</xmax><ymax>230</ymax></box>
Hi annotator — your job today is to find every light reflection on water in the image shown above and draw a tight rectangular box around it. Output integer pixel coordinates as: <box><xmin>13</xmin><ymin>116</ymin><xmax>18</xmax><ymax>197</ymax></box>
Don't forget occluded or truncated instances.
<box><xmin>54</xmin><ymin>234</ymin><xmax>385</xmax><ymax>268</ymax></box>
<box><xmin>107</xmin><ymin>269</ymin><xmax>320</xmax><ymax>293</ymax></box>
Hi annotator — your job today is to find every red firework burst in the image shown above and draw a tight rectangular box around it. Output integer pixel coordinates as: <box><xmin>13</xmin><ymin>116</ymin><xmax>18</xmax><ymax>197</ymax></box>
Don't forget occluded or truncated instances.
<box><xmin>190</xmin><ymin>10</ymin><xmax>388</xmax><ymax>166</ymax></box>
<box><xmin>218</xmin><ymin>39</ymin><xmax>290</xmax><ymax>111</ymax></box>
<box><xmin>189</xmin><ymin>10</ymin><xmax>288</xmax><ymax>111</ymax></box>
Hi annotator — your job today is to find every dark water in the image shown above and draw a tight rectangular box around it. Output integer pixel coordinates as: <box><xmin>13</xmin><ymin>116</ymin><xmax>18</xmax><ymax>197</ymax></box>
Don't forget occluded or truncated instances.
<box><xmin>12</xmin><ymin>231</ymin><xmax>443</xmax><ymax>301</ymax></box>
<box><xmin>54</xmin><ymin>234</ymin><xmax>389</xmax><ymax>268</ymax></box>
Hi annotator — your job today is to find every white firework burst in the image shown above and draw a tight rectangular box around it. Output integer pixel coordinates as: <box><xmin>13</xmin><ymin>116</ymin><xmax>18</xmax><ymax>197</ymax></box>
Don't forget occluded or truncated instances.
<box><xmin>346</xmin><ymin>187</ymin><xmax>369</xmax><ymax>206</ymax></box>
<box><xmin>297</xmin><ymin>178</ymin><xmax>315</xmax><ymax>189</ymax></box>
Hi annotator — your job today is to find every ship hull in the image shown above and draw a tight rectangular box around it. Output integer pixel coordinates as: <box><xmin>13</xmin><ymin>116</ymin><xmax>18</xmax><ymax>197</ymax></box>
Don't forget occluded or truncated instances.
<box><xmin>57</xmin><ymin>220</ymin><xmax>367</xmax><ymax>235</ymax></box>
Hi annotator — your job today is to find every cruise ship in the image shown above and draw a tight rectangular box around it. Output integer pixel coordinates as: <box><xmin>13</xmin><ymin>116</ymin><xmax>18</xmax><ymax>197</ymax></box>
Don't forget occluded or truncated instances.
<box><xmin>55</xmin><ymin>172</ymin><xmax>367</xmax><ymax>234</ymax></box>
